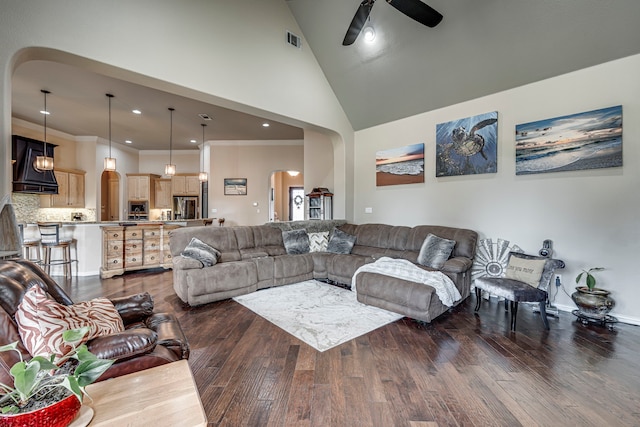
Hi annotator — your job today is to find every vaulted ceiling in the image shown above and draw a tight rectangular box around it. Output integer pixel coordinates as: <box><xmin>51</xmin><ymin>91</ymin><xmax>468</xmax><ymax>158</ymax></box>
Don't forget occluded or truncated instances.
<box><xmin>287</xmin><ymin>0</ymin><xmax>640</xmax><ymax>130</ymax></box>
<box><xmin>11</xmin><ymin>1</ymin><xmax>640</xmax><ymax>149</ymax></box>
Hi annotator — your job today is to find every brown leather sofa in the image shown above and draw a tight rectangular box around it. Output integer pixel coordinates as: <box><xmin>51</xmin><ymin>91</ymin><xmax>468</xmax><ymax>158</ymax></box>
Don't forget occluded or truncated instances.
<box><xmin>0</xmin><ymin>259</ymin><xmax>190</xmax><ymax>386</ymax></box>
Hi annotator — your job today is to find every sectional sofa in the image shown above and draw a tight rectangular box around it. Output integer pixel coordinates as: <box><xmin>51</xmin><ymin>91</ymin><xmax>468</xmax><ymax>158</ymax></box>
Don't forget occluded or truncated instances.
<box><xmin>169</xmin><ymin>221</ymin><xmax>478</xmax><ymax>323</ymax></box>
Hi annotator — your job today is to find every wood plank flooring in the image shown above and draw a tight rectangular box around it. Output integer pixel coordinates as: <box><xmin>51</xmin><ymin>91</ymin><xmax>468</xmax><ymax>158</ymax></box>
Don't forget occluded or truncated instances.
<box><xmin>62</xmin><ymin>270</ymin><xmax>640</xmax><ymax>427</ymax></box>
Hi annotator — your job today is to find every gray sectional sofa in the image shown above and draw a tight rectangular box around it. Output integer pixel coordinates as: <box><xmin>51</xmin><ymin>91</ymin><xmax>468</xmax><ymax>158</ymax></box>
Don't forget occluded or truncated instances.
<box><xmin>169</xmin><ymin>221</ymin><xmax>478</xmax><ymax>323</ymax></box>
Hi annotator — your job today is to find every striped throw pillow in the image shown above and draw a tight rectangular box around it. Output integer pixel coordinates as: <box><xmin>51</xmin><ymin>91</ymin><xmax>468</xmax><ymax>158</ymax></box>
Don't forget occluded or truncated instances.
<box><xmin>15</xmin><ymin>285</ymin><xmax>124</xmax><ymax>359</ymax></box>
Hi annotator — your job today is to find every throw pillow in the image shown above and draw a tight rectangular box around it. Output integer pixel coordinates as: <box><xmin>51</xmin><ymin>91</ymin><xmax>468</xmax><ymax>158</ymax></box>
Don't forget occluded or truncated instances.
<box><xmin>282</xmin><ymin>229</ymin><xmax>310</xmax><ymax>254</ymax></box>
<box><xmin>181</xmin><ymin>237</ymin><xmax>221</xmax><ymax>267</ymax></box>
<box><xmin>505</xmin><ymin>256</ymin><xmax>546</xmax><ymax>288</ymax></box>
<box><xmin>417</xmin><ymin>233</ymin><xmax>456</xmax><ymax>269</ymax></box>
<box><xmin>326</xmin><ymin>228</ymin><xmax>356</xmax><ymax>254</ymax></box>
<box><xmin>308</xmin><ymin>231</ymin><xmax>330</xmax><ymax>252</ymax></box>
<box><xmin>15</xmin><ymin>285</ymin><xmax>125</xmax><ymax>359</ymax></box>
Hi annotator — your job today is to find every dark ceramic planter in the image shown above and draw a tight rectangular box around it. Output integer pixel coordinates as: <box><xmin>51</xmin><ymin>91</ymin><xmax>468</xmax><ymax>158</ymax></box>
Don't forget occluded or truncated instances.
<box><xmin>571</xmin><ymin>286</ymin><xmax>615</xmax><ymax>320</ymax></box>
<box><xmin>0</xmin><ymin>394</ymin><xmax>81</xmax><ymax>427</ymax></box>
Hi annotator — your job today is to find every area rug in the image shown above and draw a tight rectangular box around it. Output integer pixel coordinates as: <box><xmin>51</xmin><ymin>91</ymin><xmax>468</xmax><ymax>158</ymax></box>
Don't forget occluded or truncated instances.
<box><xmin>233</xmin><ymin>280</ymin><xmax>403</xmax><ymax>352</ymax></box>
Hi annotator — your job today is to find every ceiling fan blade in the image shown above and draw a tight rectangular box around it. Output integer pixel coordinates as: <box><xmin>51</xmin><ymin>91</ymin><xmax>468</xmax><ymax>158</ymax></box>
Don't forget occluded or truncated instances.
<box><xmin>386</xmin><ymin>0</ymin><xmax>443</xmax><ymax>28</ymax></box>
<box><xmin>342</xmin><ymin>1</ymin><xmax>374</xmax><ymax>46</ymax></box>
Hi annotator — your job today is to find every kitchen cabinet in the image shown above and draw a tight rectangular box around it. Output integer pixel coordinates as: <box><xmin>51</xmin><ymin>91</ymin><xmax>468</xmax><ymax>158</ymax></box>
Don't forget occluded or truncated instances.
<box><xmin>127</xmin><ymin>174</ymin><xmax>159</xmax><ymax>202</ymax></box>
<box><xmin>154</xmin><ymin>178</ymin><xmax>172</xmax><ymax>209</ymax></box>
<box><xmin>172</xmin><ymin>174</ymin><xmax>200</xmax><ymax>196</ymax></box>
<box><xmin>100</xmin><ymin>223</ymin><xmax>179</xmax><ymax>278</ymax></box>
<box><xmin>40</xmin><ymin>168</ymin><xmax>85</xmax><ymax>208</ymax></box>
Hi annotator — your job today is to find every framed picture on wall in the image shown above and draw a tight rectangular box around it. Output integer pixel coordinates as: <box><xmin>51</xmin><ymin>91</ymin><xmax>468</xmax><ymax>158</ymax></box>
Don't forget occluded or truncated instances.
<box><xmin>224</xmin><ymin>178</ymin><xmax>247</xmax><ymax>195</ymax></box>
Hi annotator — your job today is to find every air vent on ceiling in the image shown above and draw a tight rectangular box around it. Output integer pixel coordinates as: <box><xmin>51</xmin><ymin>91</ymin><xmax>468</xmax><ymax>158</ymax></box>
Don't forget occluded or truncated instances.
<box><xmin>286</xmin><ymin>31</ymin><xmax>302</xmax><ymax>49</ymax></box>
<box><xmin>198</xmin><ymin>113</ymin><xmax>212</xmax><ymax>121</ymax></box>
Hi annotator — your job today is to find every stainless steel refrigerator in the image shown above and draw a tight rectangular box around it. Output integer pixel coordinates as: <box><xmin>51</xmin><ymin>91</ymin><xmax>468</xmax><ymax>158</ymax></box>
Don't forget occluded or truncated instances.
<box><xmin>173</xmin><ymin>196</ymin><xmax>199</xmax><ymax>220</ymax></box>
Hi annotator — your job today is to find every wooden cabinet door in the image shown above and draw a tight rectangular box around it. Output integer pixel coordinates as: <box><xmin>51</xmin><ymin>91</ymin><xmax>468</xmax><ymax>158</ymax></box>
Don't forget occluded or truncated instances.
<box><xmin>171</xmin><ymin>176</ymin><xmax>186</xmax><ymax>195</ymax></box>
<box><xmin>154</xmin><ymin>179</ymin><xmax>172</xmax><ymax>209</ymax></box>
<box><xmin>67</xmin><ymin>172</ymin><xmax>85</xmax><ymax>207</ymax></box>
<box><xmin>51</xmin><ymin>171</ymin><xmax>69</xmax><ymax>207</ymax></box>
<box><xmin>127</xmin><ymin>176</ymin><xmax>150</xmax><ymax>200</ymax></box>
<box><xmin>185</xmin><ymin>175</ymin><xmax>200</xmax><ymax>196</ymax></box>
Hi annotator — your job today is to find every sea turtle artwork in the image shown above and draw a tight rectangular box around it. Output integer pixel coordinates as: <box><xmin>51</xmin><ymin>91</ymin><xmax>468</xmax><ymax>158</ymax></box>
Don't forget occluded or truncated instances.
<box><xmin>436</xmin><ymin>111</ymin><xmax>498</xmax><ymax>177</ymax></box>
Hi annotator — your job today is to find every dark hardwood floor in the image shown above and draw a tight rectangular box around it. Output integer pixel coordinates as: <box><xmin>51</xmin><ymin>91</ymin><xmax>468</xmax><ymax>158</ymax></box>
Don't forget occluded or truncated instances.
<box><xmin>61</xmin><ymin>270</ymin><xmax>640</xmax><ymax>427</ymax></box>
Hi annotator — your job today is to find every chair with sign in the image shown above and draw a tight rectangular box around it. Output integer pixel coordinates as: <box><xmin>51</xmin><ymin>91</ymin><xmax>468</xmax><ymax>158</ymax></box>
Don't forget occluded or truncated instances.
<box><xmin>474</xmin><ymin>251</ymin><xmax>565</xmax><ymax>331</ymax></box>
<box><xmin>37</xmin><ymin>222</ymin><xmax>77</xmax><ymax>279</ymax></box>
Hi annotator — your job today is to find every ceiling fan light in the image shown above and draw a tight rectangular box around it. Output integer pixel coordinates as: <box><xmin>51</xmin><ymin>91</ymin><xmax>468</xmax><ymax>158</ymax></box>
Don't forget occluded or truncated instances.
<box><xmin>363</xmin><ymin>26</ymin><xmax>376</xmax><ymax>43</ymax></box>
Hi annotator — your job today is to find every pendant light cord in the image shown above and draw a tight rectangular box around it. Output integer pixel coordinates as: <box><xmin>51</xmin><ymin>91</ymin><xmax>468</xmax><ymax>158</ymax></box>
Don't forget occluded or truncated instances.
<box><xmin>42</xmin><ymin>89</ymin><xmax>49</xmax><ymax>153</ymax></box>
<box><xmin>201</xmin><ymin>123</ymin><xmax>206</xmax><ymax>171</ymax></box>
<box><xmin>169</xmin><ymin>107</ymin><xmax>174</xmax><ymax>165</ymax></box>
<box><xmin>107</xmin><ymin>93</ymin><xmax>114</xmax><ymax>158</ymax></box>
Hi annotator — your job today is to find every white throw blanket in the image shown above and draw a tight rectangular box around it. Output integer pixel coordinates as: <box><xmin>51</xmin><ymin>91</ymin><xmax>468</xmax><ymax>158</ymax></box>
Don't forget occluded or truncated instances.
<box><xmin>352</xmin><ymin>257</ymin><xmax>462</xmax><ymax>307</ymax></box>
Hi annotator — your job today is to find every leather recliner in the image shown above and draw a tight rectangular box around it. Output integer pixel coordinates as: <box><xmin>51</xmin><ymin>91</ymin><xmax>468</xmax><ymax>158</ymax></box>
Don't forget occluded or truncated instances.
<box><xmin>0</xmin><ymin>259</ymin><xmax>190</xmax><ymax>385</ymax></box>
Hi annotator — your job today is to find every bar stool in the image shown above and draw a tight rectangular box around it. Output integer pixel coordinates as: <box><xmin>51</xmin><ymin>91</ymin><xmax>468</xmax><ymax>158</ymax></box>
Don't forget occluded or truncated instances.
<box><xmin>19</xmin><ymin>223</ymin><xmax>42</xmax><ymax>265</ymax></box>
<box><xmin>37</xmin><ymin>222</ymin><xmax>76</xmax><ymax>279</ymax></box>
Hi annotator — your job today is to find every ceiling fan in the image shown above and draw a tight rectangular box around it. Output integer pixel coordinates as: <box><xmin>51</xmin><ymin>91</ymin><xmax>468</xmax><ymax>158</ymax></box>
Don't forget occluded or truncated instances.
<box><xmin>342</xmin><ymin>0</ymin><xmax>443</xmax><ymax>46</ymax></box>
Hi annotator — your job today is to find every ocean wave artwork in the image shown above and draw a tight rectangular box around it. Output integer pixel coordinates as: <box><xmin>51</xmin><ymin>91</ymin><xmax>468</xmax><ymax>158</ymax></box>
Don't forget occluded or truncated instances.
<box><xmin>515</xmin><ymin>106</ymin><xmax>622</xmax><ymax>175</ymax></box>
<box><xmin>376</xmin><ymin>143</ymin><xmax>424</xmax><ymax>186</ymax></box>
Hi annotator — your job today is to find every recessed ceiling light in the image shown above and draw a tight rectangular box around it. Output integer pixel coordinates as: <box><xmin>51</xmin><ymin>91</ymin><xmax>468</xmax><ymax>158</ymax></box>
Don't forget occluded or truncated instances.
<box><xmin>125</xmin><ymin>140</ymin><xmax>132</xmax><ymax>144</ymax></box>
<box><xmin>40</xmin><ymin>110</ymin><xmax>50</xmax><ymax>115</ymax></box>
<box><xmin>132</xmin><ymin>109</ymin><xmax>142</xmax><ymax>115</ymax></box>
<box><xmin>262</xmin><ymin>123</ymin><xmax>270</xmax><ymax>127</ymax></box>
<box><xmin>190</xmin><ymin>139</ymin><xmax>197</xmax><ymax>144</ymax></box>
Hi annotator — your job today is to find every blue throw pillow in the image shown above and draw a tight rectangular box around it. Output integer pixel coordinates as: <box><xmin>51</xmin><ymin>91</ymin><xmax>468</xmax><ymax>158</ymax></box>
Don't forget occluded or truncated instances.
<box><xmin>326</xmin><ymin>228</ymin><xmax>356</xmax><ymax>254</ymax></box>
<box><xmin>282</xmin><ymin>229</ymin><xmax>310</xmax><ymax>254</ymax></box>
<box><xmin>181</xmin><ymin>237</ymin><xmax>221</xmax><ymax>267</ymax></box>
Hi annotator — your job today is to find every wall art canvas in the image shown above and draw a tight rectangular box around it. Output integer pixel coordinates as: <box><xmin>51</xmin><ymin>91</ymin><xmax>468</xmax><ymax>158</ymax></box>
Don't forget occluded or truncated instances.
<box><xmin>224</xmin><ymin>178</ymin><xmax>247</xmax><ymax>195</ymax></box>
<box><xmin>515</xmin><ymin>106</ymin><xmax>622</xmax><ymax>175</ymax></box>
<box><xmin>376</xmin><ymin>143</ymin><xmax>424</xmax><ymax>186</ymax></box>
<box><xmin>436</xmin><ymin>111</ymin><xmax>498</xmax><ymax>177</ymax></box>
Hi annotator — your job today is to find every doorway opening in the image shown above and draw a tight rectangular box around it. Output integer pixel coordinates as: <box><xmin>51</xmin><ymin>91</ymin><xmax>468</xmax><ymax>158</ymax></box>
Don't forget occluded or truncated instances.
<box><xmin>269</xmin><ymin>170</ymin><xmax>303</xmax><ymax>222</ymax></box>
<box><xmin>100</xmin><ymin>170</ymin><xmax>120</xmax><ymax>221</ymax></box>
<box><xmin>289</xmin><ymin>187</ymin><xmax>305</xmax><ymax>221</ymax></box>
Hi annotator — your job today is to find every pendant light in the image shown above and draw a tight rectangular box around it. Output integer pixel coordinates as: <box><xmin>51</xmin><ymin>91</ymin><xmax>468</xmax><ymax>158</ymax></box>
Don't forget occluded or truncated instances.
<box><xmin>165</xmin><ymin>107</ymin><xmax>176</xmax><ymax>176</ymax></box>
<box><xmin>199</xmin><ymin>123</ymin><xmax>208</xmax><ymax>182</ymax></box>
<box><xmin>104</xmin><ymin>93</ymin><xmax>116</xmax><ymax>171</ymax></box>
<box><xmin>35</xmin><ymin>89</ymin><xmax>54</xmax><ymax>171</ymax></box>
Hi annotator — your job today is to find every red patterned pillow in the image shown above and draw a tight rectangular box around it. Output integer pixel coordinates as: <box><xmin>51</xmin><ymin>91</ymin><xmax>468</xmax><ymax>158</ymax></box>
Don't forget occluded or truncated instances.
<box><xmin>14</xmin><ymin>286</ymin><xmax>125</xmax><ymax>359</ymax></box>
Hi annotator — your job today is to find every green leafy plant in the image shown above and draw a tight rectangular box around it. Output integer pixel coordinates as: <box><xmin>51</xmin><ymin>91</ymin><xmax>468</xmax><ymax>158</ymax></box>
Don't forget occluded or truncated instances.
<box><xmin>575</xmin><ymin>267</ymin><xmax>605</xmax><ymax>291</ymax></box>
<box><xmin>0</xmin><ymin>326</ymin><xmax>114</xmax><ymax>414</ymax></box>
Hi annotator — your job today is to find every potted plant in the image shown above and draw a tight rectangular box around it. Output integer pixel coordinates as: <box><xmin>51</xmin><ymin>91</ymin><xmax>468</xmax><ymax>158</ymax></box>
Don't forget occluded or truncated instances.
<box><xmin>0</xmin><ymin>326</ymin><xmax>114</xmax><ymax>427</ymax></box>
<box><xmin>572</xmin><ymin>267</ymin><xmax>615</xmax><ymax>323</ymax></box>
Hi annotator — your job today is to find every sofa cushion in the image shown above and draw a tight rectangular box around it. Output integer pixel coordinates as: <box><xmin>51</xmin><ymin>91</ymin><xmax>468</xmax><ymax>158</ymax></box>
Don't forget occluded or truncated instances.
<box><xmin>327</xmin><ymin>228</ymin><xmax>356</xmax><ymax>254</ymax></box>
<box><xmin>282</xmin><ymin>229</ymin><xmax>310</xmax><ymax>254</ymax></box>
<box><xmin>504</xmin><ymin>255</ymin><xmax>546</xmax><ymax>288</ymax></box>
<box><xmin>309</xmin><ymin>231</ymin><xmax>329</xmax><ymax>252</ymax></box>
<box><xmin>181</xmin><ymin>237</ymin><xmax>221</xmax><ymax>267</ymax></box>
<box><xmin>15</xmin><ymin>285</ymin><xmax>124</xmax><ymax>358</ymax></box>
<box><xmin>417</xmin><ymin>234</ymin><xmax>456</xmax><ymax>269</ymax></box>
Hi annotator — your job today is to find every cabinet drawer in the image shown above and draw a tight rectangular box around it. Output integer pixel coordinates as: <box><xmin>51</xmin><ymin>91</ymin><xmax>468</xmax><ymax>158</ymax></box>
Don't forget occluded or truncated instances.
<box><xmin>144</xmin><ymin>252</ymin><xmax>161</xmax><ymax>265</ymax></box>
<box><xmin>125</xmin><ymin>253</ymin><xmax>143</xmax><ymax>266</ymax></box>
<box><xmin>104</xmin><ymin>257</ymin><xmax>123</xmax><ymax>270</ymax></box>
<box><xmin>163</xmin><ymin>252</ymin><xmax>173</xmax><ymax>263</ymax></box>
<box><xmin>105</xmin><ymin>230</ymin><xmax>124</xmax><ymax>241</ymax></box>
<box><xmin>125</xmin><ymin>241</ymin><xmax>143</xmax><ymax>254</ymax></box>
<box><xmin>125</xmin><ymin>229</ymin><xmax>143</xmax><ymax>239</ymax></box>
<box><xmin>144</xmin><ymin>238</ymin><xmax>160</xmax><ymax>251</ymax></box>
<box><xmin>107</xmin><ymin>241</ymin><xmax>123</xmax><ymax>255</ymax></box>
<box><xmin>144</xmin><ymin>228</ymin><xmax>160</xmax><ymax>238</ymax></box>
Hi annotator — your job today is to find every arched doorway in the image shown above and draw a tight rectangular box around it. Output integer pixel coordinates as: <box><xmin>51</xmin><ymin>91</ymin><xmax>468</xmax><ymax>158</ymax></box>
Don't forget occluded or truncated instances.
<box><xmin>101</xmin><ymin>170</ymin><xmax>120</xmax><ymax>221</ymax></box>
<box><xmin>269</xmin><ymin>170</ymin><xmax>303</xmax><ymax>222</ymax></box>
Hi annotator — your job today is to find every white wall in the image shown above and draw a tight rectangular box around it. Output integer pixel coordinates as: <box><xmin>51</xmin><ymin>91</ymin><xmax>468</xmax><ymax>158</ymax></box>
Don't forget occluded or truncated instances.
<box><xmin>138</xmin><ymin>151</ymin><xmax>199</xmax><ymax>177</ymax></box>
<box><xmin>210</xmin><ymin>141</ymin><xmax>303</xmax><ymax>226</ymax></box>
<box><xmin>354</xmin><ymin>54</ymin><xmax>640</xmax><ymax>324</ymax></box>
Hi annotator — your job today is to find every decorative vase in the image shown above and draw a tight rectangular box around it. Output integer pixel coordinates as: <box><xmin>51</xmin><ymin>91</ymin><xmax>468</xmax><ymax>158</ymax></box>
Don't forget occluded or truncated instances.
<box><xmin>0</xmin><ymin>394</ymin><xmax>81</xmax><ymax>427</ymax></box>
<box><xmin>571</xmin><ymin>286</ymin><xmax>615</xmax><ymax>320</ymax></box>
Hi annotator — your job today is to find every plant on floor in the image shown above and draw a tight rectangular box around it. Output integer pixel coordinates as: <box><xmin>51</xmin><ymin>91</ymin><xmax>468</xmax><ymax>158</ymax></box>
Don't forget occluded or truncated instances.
<box><xmin>575</xmin><ymin>267</ymin><xmax>605</xmax><ymax>291</ymax></box>
<box><xmin>0</xmin><ymin>326</ymin><xmax>114</xmax><ymax>415</ymax></box>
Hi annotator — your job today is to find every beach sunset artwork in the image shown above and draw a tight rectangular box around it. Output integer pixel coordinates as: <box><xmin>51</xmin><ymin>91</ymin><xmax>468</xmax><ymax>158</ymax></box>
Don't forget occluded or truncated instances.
<box><xmin>376</xmin><ymin>143</ymin><xmax>424</xmax><ymax>186</ymax></box>
<box><xmin>436</xmin><ymin>111</ymin><xmax>498</xmax><ymax>177</ymax></box>
<box><xmin>515</xmin><ymin>106</ymin><xmax>622</xmax><ymax>175</ymax></box>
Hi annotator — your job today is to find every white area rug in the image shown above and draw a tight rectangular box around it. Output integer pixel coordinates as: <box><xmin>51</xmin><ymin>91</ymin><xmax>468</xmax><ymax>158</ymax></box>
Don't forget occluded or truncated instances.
<box><xmin>233</xmin><ymin>280</ymin><xmax>403</xmax><ymax>352</ymax></box>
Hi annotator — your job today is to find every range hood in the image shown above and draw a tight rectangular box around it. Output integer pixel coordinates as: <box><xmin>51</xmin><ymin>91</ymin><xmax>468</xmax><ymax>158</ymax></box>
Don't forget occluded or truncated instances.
<box><xmin>12</xmin><ymin>135</ymin><xmax>59</xmax><ymax>194</ymax></box>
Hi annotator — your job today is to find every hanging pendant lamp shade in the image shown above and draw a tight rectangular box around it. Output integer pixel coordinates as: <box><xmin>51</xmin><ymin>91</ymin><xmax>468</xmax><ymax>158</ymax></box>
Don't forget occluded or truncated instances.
<box><xmin>199</xmin><ymin>123</ymin><xmax>208</xmax><ymax>182</ymax></box>
<box><xmin>35</xmin><ymin>90</ymin><xmax>54</xmax><ymax>171</ymax></box>
<box><xmin>165</xmin><ymin>107</ymin><xmax>176</xmax><ymax>176</ymax></box>
<box><xmin>104</xmin><ymin>93</ymin><xmax>116</xmax><ymax>171</ymax></box>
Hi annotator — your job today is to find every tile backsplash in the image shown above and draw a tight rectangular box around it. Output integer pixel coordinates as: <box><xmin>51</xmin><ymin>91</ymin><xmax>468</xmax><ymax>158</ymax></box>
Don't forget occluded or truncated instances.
<box><xmin>12</xmin><ymin>193</ymin><xmax>96</xmax><ymax>223</ymax></box>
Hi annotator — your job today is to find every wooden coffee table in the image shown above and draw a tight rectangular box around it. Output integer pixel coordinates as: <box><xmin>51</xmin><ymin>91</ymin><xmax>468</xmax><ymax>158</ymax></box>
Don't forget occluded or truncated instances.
<box><xmin>82</xmin><ymin>360</ymin><xmax>206</xmax><ymax>426</ymax></box>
